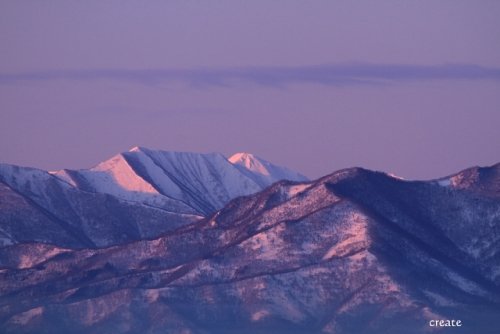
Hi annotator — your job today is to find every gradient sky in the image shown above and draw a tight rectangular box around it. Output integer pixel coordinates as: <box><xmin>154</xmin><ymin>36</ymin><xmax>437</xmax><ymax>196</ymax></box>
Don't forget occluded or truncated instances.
<box><xmin>1</xmin><ymin>1</ymin><xmax>499</xmax><ymax>180</ymax></box>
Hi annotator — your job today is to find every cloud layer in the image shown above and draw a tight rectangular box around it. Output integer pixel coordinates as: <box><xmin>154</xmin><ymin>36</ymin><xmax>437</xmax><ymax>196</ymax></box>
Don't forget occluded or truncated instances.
<box><xmin>1</xmin><ymin>63</ymin><xmax>500</xmax><ymax>87</ymax></box>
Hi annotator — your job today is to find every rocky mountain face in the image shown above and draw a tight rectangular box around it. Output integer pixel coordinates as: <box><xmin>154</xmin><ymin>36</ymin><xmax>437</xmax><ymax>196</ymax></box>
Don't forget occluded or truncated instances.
<box><xmin>0</xmin><ymin>148</ymin><xmax>307</xmax><ymax>247</ymax></box>
<box><xmin>0</xmin><ymin>161</ymin><xmax>499</xmax><ymax>334</ymax></box>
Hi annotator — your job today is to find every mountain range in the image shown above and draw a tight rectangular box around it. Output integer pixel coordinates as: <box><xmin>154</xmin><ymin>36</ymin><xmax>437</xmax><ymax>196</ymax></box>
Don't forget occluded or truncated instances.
<box><xmin>0</xmin><ymin>148</ymin><xmax>499</xmax><ymax>334</ymax></box>
<box><xmin>0</xmin><ymin>147</ymin><xmax>307</xmax><ymax>247</ymax></box>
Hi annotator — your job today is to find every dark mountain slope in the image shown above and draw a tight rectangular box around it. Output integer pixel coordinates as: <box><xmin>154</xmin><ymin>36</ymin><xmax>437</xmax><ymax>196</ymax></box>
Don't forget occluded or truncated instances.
<box><xmin>0</xmin><ymin>164</ymin><xmax>499</xmax><ymax>333</ymax></box>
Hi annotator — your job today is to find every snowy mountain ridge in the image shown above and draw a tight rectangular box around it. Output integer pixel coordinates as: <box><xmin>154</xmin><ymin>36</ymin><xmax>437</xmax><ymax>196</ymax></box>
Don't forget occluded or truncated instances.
<box><xmin>0</xmin><ymin>147</ymin><xmax>307</xmax><ymax>247</ymax></box>
<box><xmin>51</xmin><ymin>147</ymin><xmax>308</xmax><ymax>215</ymax></box>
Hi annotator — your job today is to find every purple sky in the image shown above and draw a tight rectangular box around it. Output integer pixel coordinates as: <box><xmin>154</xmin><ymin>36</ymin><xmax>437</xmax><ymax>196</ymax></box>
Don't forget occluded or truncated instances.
<box><xmin>1</xmin><ymin>1</ymin><xmax>499</xmax><ymax>180</ymax></box>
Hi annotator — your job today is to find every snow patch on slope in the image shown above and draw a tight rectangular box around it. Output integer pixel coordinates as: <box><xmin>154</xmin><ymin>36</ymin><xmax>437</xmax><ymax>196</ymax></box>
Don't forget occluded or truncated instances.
<box><xmin>10</xmin><ymin>307</ymin><xmax>43</xmax><ymax>325</ymax></box>
<box><xmin>245</xmin><ymin>224</ymin><xmax>286</xmax><ymax>260</ymax></box>
<box><xmin>90</xmin><ymin>154</ymin><xmax>157</xmax><ymax>193</ymax></box>
<box><xmin>437</xmin><ymin>178</ymin><xmax>451</xmax><ymax>187</ymax></box>
<box><xmin>322</xmin><ymin>212</ymin><xmax>369</xmax><ymax>260</ymax></box>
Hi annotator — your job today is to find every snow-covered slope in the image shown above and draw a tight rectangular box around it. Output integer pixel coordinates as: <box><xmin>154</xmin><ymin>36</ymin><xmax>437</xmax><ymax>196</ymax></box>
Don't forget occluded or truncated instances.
<box><xmin>1</xmin><ymin>163</ymin><xmax>499</xmax><ymax>333</ymax></box>
<box><xmin>229</xmin><ymin>152</ymin><xmax>308</xmax><ymax>188</ymax></box>
<box><xmin>0</xmin><ymin>147</ymin><xmax>308</xmax><ymax>247</ymax></box>
<box><xmin>53</xmin><ymin>147</ymin><xmax>308</xmax><ymax>214</ymax></box>
<box><xmin>0</xmin><ymin>163</ymin><xmax>202</xmax><ymax>248</ymax></box>
<box><xmin>53</xmin><ymin>152</ymin><xmax>198</xmax><ymax>215</ymax></box>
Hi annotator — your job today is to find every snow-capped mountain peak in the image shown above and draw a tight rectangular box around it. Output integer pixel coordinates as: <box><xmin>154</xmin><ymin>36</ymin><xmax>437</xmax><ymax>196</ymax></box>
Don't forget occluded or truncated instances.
<box><xmin>48</xmin><ymin>148</ymin><xmax>308</xmax><ymax>215</ymax></box>
<box><xmin>229</xmin><ymin>152</ymin><xmax>270</xmax><ymax>176</ymax></box>
<box><xmin>128</xmin><ymin>145</ymin><xmax>142</xmax><ymax>153</ymax></box>
<box><xmin>0</xmin><ymin>148</ymin><xmax>309</xmax><ymax>248</ymax></box>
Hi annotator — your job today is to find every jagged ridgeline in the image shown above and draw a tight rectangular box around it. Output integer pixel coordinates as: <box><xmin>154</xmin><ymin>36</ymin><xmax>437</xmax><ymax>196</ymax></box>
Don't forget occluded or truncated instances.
<box><xmin>0</xmin><ymin>147</ymin><xmax>307</xmax><ymax>247</ymax></box>
<box><xmin>0</xmin><ymin>149</ymin><xmax>499</xmax><ymax>333</ymax></box>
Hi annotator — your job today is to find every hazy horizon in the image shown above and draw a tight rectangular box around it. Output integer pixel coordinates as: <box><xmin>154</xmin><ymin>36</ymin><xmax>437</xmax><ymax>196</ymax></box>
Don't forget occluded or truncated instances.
<box><xmin>1</xmin><ymin>1</ymin><xmax>499</xmax><ymax>180</ymax></box>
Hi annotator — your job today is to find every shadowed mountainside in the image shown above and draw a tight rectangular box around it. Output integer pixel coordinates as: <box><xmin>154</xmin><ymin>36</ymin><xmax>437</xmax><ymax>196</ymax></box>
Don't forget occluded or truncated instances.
<box><xmin>0</xmin><ymin>162</ymin><xmax>499</xmax><ymax>333</ymax></box>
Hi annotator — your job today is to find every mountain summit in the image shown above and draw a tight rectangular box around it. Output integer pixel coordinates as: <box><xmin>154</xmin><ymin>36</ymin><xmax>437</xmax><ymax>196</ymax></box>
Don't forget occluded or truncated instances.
<box><xmin>229</xmin><ymin>152</ymin><xmax>308</xmax><ymax>188</ymax></box>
